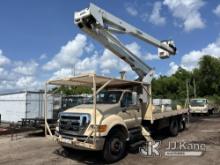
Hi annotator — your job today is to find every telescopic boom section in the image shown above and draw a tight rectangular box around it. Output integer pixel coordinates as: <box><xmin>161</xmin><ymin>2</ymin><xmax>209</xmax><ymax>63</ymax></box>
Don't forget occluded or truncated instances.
<box><xmin>74</xmin><ymin>3</ymin><xmax>176</xmax><ymax>83</ymax></box>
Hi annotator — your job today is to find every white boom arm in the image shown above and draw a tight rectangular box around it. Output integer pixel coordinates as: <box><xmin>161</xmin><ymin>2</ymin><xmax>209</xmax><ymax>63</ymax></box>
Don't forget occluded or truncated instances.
<box><xmin>74</xmin><ymin>3</ymin><xmax>176</xmax><ymax>83</ymax></box>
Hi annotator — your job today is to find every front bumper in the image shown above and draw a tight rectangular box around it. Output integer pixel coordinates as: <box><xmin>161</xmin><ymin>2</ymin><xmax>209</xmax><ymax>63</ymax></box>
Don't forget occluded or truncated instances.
<box><xmin>190</xmin><ymin>109</ymin><xmax>208</xmax><ymax>114</ymax></box>
<box><xmin>54</xmin><ymin>133</ymin><xmax>105</xmax><ymax>151</ymax></box>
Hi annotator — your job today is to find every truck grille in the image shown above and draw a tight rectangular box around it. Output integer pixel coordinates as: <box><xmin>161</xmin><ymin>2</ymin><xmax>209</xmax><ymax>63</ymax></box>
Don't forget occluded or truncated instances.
<box><xmin>59</xmin><ymin>113</ymin><xmax>90</xmax><ymax>136</ymax></box>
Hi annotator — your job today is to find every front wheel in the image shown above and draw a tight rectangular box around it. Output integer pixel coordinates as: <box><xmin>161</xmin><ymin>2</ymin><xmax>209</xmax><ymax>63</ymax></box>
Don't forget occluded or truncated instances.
<box><xmin>103</xmin><ymin>129</ymin><xmax>127</xmax><ymax>163</ymax></box>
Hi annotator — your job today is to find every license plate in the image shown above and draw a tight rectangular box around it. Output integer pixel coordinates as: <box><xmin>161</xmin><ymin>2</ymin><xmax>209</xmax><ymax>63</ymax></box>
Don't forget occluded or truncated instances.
<box><xmin>60</xmin><ymin>138</ymin><xmax>72</xmax><ymax>144</ymax></box>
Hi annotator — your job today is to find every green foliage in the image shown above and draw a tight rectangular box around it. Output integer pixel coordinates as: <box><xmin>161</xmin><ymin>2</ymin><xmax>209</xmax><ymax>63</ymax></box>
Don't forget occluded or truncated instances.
<box><xmin>152</xmin><ymin>55</ymin><xmax>220</xmax><ymax>101</ymax></box>
<box><xmin>194</xmin><ymin>55</ymin><xmax>220</xmax><ymax>96</ymax></box>
<box><xmin>52</xmin><ymin>86</ymin><xmax>92</xmax><ymax>95</ymax></box>
<box><xmin>152</xmin><ymin>67</ymin><xmax>193</xmax><ymax>100</ymax></box>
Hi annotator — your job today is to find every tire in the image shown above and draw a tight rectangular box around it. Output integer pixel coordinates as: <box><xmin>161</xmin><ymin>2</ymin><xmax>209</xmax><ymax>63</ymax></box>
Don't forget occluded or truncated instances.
<box><xmin>208</xmin><ymin>109</ymin><xmax>213</xmax><ymax>115</ymax></box>
<box><xmin>103</xmin><ymin>128</ymin><xmax>127</xmax><ymax>163</ymax></box>
<box><xmin>178</xmin><ymin>120</ymin><xmax>186</xmax><ymax>132</ymax></box>
<box><xmin>169</xmin><ymin>118</ymin><xmax>179</xmax><ymax>136</ymax></box>
<box><xmin>62</xmin><ymin>146</ymin><xmax>72</xmax><ymax>153</ymax></box>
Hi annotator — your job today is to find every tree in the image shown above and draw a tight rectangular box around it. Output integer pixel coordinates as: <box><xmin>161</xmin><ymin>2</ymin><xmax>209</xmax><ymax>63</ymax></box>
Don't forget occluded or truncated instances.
<box><xmin>52</xmin><ymin>86</ymin><xmax>92</xmax><ymax>95</ymax></box>
<box><xmin>152</xmin><ymin>67</ymin><xmax>193</xmax><ymax>100</ymax></box>
<box><xmin>193</xmin><ymin>55</ymin><xmax>220</xmax><ymax>96</ymax></box>
<box><xmin>153</xmin><ymin>55</ymin><xmax>220</xmax><ymax>101</ymax></box>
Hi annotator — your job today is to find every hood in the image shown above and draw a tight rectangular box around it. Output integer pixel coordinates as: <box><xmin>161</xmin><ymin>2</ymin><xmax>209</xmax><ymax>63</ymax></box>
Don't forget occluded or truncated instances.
<box><xmin>64</xmin><ymin>103</ymin><xmax>119</xmax><ymax>114</ymax></box>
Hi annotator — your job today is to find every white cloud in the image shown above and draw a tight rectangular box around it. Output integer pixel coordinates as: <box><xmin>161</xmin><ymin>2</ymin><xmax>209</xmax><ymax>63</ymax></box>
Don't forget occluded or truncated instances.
<box><xmin>0</xmin><ymin>49</ymin><xmax>42</xmax><ymax>92</ymax></box>
<box><xmin>126</xmin><ymin>42</ymin><xmax>142</xmax><ymax>57</ymax></box>
<box><xmin>164</xmin><ymin>37</ymin><xmax>220</xmax><ymax>74</ymax></box>
<box><xmin>99</xmin><ymin>41</ymin><xmax>160</xmax><ymax>79</ymax></box>
<box><xmin>213</xmin><ymin>4</ymin><xmax>220</xmax><ymax>17</ymax></box>
<box><xmin>149</xmin><ymin>1</ymin><xmax>166</xmax><ymax>26</ymax></box>
<box><xmin>0</xmin><ymin>68</ymin><xmax>9</xmax><ymax>80</ymax></box>
<box><xmin>167</xmin><ymin>61</ymin><xmax>179</xmax><ymax>75</ymax></box>
<box><xmin>43</xmin><ymin>34</ymin><xmax>87</xmax><ymax>71</ymax></box>
<box><xmin>145</xmin><ymin>53</ymin><xmax>159</xmax><ymax>60</ymax></box>
<box><xmin>0</xmin><ymin>73</ymin><xmax>42</xmax><ymax>92</ymax></box>
<box><xmin>75</xmin><ymin>52</ymin><xmax>98</xmax><ymax>74</ymax></box>
<box><xmin>13</xmin><ymin>61</ymin><xmax>39</xmax><ymax>76</ymax></box>
<box><xmin>163</xmin><ymin>0</ymin><xmax>205</xmax><ymax>31</ymax></box>
<box><xmin>125</xmin><ymin>5</ymin><xmax>138</xmax><ymax>16</ymax></box>
<box><xmin>100</xmin><ymin>42</ymin><xmax>142</xmax><ymax>71</ymax></box>
<box><xmin>15</xmin><ymin>76</ymin><xmax>38</xmax><ymax>88</ymax></box>
<box><xmin>181</xmin><ymin>38</ymin><xmax>220</xmax><ymax>70</ymax></box>
<box><xmin>100</xmin><ymin>42</ymin><xmax>154</xmax><ymax>79</ymax></box>
<box><xmin>100</xmin><ymin>49</ymin><xmax>118</xmax><ymax>70</ymax></box>
<box><xmin>51</xmin><ymin>52</ymin><xmax>99</xmax><ymax>79</ymax></box>
<box><xmin>52</xmin><ymin>68</ymin><xmax>73</xmax><ymax>79</ymax></box>
<box><xmin>39</xmin><ymin>54</ymin><xmax>47</xmax><ymax>60</ymax></box>
<box><xmin>0</xmin><ymin>50</ymin><xmax>10</xmax><ymax>66</ymax></box>
<box><xmin>0</xmin><ymin>33</ymin><xmax>160</xmax><ymax>92</ymax></box>
<box><xmin>154</xmin><ymin>72</ymin><xmax>162</xmax><ymax>79</ymax></box>
<box><xmin>85</xmin><ymin>43</ymin><xmax>94</xmax><ymax>53</ymax></box>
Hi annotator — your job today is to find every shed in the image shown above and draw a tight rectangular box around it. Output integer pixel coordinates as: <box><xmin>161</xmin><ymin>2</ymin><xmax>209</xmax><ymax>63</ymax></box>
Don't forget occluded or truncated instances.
<box><xmin>0</xmin><ymin>91</ymin><xmax>54</xmax><ymax>122</ymax></box>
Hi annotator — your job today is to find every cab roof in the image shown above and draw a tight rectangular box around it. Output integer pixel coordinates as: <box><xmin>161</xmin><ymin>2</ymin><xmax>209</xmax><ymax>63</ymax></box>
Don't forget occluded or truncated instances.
<box><xmin>48</xmin><ymin>73</ymin><xmax>146</xmax><ymax>88</ymax></box>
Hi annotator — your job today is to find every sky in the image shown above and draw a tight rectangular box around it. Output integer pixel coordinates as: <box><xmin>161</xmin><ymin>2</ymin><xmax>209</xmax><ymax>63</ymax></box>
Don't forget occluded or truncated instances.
<box><xmin>0</xmin><ymin>0</ymin><xmax>220</xmax><ymax>92</ymax></box>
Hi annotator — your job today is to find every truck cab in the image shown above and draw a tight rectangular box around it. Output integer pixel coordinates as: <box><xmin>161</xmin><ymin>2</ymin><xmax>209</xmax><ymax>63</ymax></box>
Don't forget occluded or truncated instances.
<box><xmin>189</xmin><ymin>98</ymin><xmax>214</xmax><ymax>115</ymax></box>
<box><xmin>55</xmin><ymin>88</ymin><xmax>143</xmax><ymax>162</ymax></box>
<box><xmin>56</xmin><ymin>89</ymin><xmax>141</xmax><ymax>142</ymax></box>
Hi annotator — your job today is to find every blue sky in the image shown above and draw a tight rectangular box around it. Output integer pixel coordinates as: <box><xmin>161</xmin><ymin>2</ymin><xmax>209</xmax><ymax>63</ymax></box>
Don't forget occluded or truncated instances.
<box><xmin>0</xmin><ymin>0</ymin><xmax>220</xmax><ymax>92</ymax></box>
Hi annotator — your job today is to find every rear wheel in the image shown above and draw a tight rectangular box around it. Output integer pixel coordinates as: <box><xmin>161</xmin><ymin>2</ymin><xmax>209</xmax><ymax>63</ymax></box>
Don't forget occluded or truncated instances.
<box><xmin>208</xmin><ymin>109</ymin><xmax>214</xmax><ymax>115</ymax></box>
<box><xmin>103</xmin><ymin>129</ymin><xmax>127</xmax><ymax>163</ymax></box>
<box><xmin>178</xmin><ymin>120</ymin><xmax>186</xmax><ymax>131</ymax></box>
<box><xmin>169</xmin><ymin>118</ymin><xmax>179</xmax><ymax>136</ymax></box>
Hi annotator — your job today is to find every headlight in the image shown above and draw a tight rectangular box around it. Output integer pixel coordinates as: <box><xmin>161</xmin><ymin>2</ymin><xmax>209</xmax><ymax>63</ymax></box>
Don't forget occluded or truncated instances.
<box><xmin>55</xmin><ymin>119</ymin><xmax>60</xmax><ymax>132</ymax></box>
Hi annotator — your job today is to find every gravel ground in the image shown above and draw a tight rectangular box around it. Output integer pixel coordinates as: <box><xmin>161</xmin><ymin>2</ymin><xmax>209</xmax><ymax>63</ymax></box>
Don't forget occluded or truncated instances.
<box><xmin>0</xmin><ymin>114</ymin><xmax>219</xmax><ymax>165</ymax></box>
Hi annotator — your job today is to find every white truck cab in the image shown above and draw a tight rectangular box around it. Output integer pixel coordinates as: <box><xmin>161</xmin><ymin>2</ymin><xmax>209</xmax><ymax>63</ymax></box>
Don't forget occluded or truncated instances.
<box><xmin>189</xmin><ymin>98</ymin><xmax>214</xmax><ymax>115</ymax></box>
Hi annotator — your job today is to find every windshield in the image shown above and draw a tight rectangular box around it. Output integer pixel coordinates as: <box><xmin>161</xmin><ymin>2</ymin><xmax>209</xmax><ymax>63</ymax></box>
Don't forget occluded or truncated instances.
<box><xmin>86</xmin><ymin>91</ymin><xmax>122</xmax><ymax>104</ymax></box>
<box><xmin>61</xmin><ymin>96</ymin><xmax>89</xmax><ymax>110</ymax></box>
<box><xmin>190</xmin><ymin>99</ymin><xmax>206</xmax><ymax>107</ymax></box>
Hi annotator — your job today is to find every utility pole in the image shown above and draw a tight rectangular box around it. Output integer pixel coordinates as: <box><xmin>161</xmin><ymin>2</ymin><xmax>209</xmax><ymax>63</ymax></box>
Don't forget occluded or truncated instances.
<box><xmin>72</xmin><ymin>64</ymin><xmax>76</xmax><ymax>76</ymax></box>
<box><xmin>193</xmin><ymin>78</ymin><xmax>196</xmax><ymax>98</ymax></box>
<box><xmin>185</xmin><ymin>79</ymin><xmax>190</xmax><ymax>109</ymax></box>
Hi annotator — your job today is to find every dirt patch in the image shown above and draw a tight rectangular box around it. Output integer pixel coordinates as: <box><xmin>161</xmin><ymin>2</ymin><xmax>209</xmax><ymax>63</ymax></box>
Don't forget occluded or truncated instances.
<box><xmin>0</xmin><ymin>114</ymin><xmax>219</xmax><ymax>165</ymax></box>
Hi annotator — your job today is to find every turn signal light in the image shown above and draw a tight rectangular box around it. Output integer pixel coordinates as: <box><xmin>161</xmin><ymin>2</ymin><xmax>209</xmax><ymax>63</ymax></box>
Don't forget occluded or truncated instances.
<box><xmin>98</xmin><ymin>125</ymin><xmax>107</xmax><ymax>132</ymax></box>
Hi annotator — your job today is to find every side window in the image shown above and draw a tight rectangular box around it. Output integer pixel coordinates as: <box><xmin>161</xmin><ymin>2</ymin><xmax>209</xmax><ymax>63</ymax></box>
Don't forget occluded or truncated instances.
<box><xmin>127</xmin><ymin>93</ymin><xmax>132</xmax><ymax>105</ymax></box>
<box><xmin>121</xmin><ymin>92</ymin><xmax>132</xmax><ymax>106</ymax></box>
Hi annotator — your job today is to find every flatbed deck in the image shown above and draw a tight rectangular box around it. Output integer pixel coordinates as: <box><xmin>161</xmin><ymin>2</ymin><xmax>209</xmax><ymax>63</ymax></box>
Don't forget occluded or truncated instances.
<box><xmin>145</xmin><ymin>109</ymin><xmax>189</xmax><ymax>121</ymax></box>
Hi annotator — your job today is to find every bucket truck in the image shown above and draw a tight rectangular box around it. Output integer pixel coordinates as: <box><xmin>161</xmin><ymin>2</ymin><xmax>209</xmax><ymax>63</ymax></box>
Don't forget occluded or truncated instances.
<box><xmin>49</xmin><ymin>3</ymin><xmax>188</xmax><ymax>163</ymax></box>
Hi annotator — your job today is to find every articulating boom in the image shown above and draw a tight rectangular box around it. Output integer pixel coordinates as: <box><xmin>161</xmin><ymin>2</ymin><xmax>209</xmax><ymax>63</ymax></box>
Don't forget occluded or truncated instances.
<box><xmin>74</xmin><ymin>3</ymin><xmax>176</xmax><ymax>83</ymax></box>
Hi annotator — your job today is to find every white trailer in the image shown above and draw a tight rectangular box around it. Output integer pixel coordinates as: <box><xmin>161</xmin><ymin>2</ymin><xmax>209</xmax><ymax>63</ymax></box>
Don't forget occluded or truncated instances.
<box><xmin>0</xmin><ymin>91</ymin><xmax>53</xmax><ymax>123</ymax></box>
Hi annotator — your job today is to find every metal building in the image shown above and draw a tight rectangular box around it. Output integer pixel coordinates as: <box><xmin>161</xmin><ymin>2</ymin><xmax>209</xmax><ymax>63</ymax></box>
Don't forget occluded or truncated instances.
<box><xmin>0</xmin><ymin>91</ymin><xmax>55</xmax><ymax>122</ymax></box>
